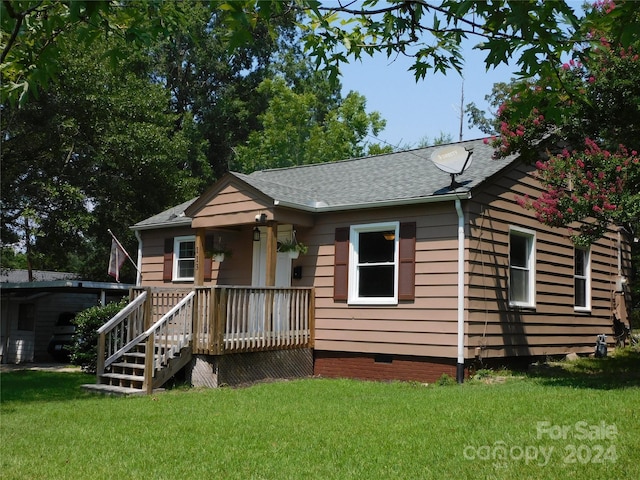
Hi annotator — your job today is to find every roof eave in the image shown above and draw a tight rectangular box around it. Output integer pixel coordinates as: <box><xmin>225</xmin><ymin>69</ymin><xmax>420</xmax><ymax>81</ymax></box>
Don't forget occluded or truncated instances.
<box><xmin>130</xmin><ymin>191</ymin><xmax>473</xmax><ymax>231</ymax></box>
<box><xmin>130</xmin><ymin>218</ymin><xmax>192</xmax><ymax>232</ymax></box>
<box><xmin>1</xmin><ymin>280</ymin><xmax>133</xmax><ymax>291</ymax></box>
<box><xmin>274</xmin><ymin>190</ymin><xmax>472</xmax><ymax>213</ymax></box>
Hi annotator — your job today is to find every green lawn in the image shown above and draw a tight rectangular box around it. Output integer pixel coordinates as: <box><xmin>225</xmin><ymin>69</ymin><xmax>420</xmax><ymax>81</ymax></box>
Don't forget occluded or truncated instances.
<box><xmin>1</xmin><ymin>350</ymin><xmax>639</xmax><ymax>480</ymax></box>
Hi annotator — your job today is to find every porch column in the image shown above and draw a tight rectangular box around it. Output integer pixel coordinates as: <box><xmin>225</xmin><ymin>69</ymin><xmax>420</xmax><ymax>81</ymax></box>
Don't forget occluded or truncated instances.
<box><xmin>265</xmin><ymin>221</ymin><xmax>277</xmax><ymax>286</ymax></box>
<box><xmin>194</xmin><ymin>228</ymin><xmax>206</xmax><ymax>286</ymax></box>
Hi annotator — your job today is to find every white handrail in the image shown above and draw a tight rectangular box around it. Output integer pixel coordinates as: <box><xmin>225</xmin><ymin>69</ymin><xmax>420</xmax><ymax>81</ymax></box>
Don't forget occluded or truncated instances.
<box><xmin>97</xmin><ymin>291</ymin><xmax>147</xmax><ymax>334</ymax></box>
<box><xmin>102</xmin><ymin>290</ymin><xmax>194</xmax><ymax>371</ymax></box>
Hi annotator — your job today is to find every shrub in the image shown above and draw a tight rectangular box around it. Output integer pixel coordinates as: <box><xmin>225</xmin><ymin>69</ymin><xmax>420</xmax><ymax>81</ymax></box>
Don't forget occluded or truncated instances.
<box><xmin>70</xmin><ymin>299</ymin><xmax>128</xmax><ymax>373</ymax></box>
<box><xmin>473</xmin><ymin>369</ymin><xmax>492</xmax><ymax>380</ymax></box>
<box><xmin>435</xmin><ymin>373</ymin><xmax>457</xmax><ymax>386</ymax></box>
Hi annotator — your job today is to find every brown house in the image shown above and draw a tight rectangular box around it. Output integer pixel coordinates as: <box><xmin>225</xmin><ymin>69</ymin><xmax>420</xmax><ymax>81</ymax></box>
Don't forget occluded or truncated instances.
<box><xmin>86</xmin><ymin>139</ymin><xmax>632</xmax><ymax>394</ymax></box>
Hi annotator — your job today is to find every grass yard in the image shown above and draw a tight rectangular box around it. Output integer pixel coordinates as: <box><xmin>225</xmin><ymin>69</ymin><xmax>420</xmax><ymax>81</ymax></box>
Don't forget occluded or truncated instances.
<box><xmin>1</xmin><ymin>349</ymin><xmax>639</xmax><ymax>480</ymax></box>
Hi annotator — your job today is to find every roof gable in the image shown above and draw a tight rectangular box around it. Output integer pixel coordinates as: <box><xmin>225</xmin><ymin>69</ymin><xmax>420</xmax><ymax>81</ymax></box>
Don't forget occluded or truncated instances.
<box><xmin>132</xmin><ymin>139</ymin><xmax>520</xmax><ymax>229</ymax></box>
<box><xmin>184</xmin><ymin>173</ymin><xmax>275</xmax><ymax>219</ymax></box>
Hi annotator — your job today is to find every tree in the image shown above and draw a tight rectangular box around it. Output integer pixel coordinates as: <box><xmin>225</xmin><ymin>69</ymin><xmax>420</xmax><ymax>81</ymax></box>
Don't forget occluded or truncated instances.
<box><xmin>0</xmin><ymin>247</ymin><xmax>27</xmax><ymax>271</ymax></box>
<box><xmin>1</xmin><ymin>34</ymin><xmax>210</xmax><ymax>281</ymax></box>
<box><xmin>1</xmin><ymin>0</ymin><xmax>187</xmax><ymax>105</ymax></box>
<box><xmin>464</xmin><ymin>81</ymin><xmax>515</xmax><ymax>135</ymax></box>
<box><xmin>148</xmin><ymin>1</ymin><xmax>305</xmax><ymax>178</ymax></box>
<box><xmin>415</xmin><ymin>132</ymin><xmax>454</xmax><ymax>148</ymax></box>
<box><xmin>219</xmin><ymin>1</ymin><xmax>640</xmax><ymax>88</ymax></box>
<box><xmin>6</xmin><ymin>1</ymin><xmax>640</xmax><ymax>108</ymax></box>
<box><xmin>465</xmin><ymin>2</ymin><xmax>639</xmax><ymax>315</ymax></box>
<box><xmin>2</xmin><ymin>2</ymin><xmax>393</xmax><ymax>281</ymax></box>
<box><xmin>233</xmin><ymin>78</ymin><xmax>390</xmax><ymax>172</ymax></box>
<box><xmin>481</xmin><ymin>4</ymin><xmax>640</xmax><ymax>245</ymax></box>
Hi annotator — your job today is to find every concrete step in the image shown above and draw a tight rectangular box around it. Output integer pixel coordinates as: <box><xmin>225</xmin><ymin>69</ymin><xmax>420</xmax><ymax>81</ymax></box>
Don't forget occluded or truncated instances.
<box><xmin>81</xmin><ymin>383</ymin><xmax>165</xmax><ymax>396</ymax></box>
<box><xmin>81</xmin><ymin>383</ymin><xmax>145</xmax><ymax>396</ymax></box>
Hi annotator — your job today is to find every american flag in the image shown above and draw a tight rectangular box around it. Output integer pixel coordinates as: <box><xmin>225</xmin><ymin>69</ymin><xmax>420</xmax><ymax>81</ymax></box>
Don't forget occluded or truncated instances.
<box><xmin>108</xmin><ymin>238</ymin><xmax>127</xmax><ymax>282</ymax></box>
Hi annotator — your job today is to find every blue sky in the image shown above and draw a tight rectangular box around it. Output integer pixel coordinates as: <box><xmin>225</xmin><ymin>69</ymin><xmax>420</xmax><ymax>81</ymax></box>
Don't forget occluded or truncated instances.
<box><xmin>339</xmin><ymin>40</ymin><xmax>517</xmax><ymax>149</ymax></box>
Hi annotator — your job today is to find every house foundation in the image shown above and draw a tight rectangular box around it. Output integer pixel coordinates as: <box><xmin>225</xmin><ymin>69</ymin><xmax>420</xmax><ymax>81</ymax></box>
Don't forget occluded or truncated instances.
<box><xmin>314</xmin><ymin>351</ymin><xmax>462</xmax><ymax>383</ymax></box>
<box><xmin>189</xmin><ymin>349</ymin><xmax>313</xmax><ymax>388</ymax></box>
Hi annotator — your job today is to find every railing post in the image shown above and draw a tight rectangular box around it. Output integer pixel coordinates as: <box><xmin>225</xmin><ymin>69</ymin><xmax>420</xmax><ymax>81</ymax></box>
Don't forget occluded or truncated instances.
<box><xmin>206</xmin><ymin>287</ymin><xmax>215</xmax><ymax>353</ymax></box>
<box><xmin>214</xmin><ymin>287</ymin><xmax>226</xmax><ymax>355</ymax></box>
<box><xmin>143</xmin><ymin>289</ymin><xmax>154</xmax><ymax>394</ymax></box>
<box><xmin>191</xmin><ymin>288</ymin><xmax>199</xmax><ymax>349</ymax></box>
<box><xmin>308</xmin><ymin>287</ymin><xmax>315</xmax><ymax>349</ymax></box>
<box><xmin>144</xmin><ymin>332</ymin><xmax>154</xmax><ymax>394</ymax></box>
<box><xmin>96</xmin><ymin>331</ymin><xmax>106</xmax><ymax>378</ymax></box>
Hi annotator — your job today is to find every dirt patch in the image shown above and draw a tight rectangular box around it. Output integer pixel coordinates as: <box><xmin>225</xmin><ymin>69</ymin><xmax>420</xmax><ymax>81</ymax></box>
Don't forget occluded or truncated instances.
<box><xmin>0</xmin><ymin>363</ymin><xmax>81</xmax><ymax>373</ymax></box>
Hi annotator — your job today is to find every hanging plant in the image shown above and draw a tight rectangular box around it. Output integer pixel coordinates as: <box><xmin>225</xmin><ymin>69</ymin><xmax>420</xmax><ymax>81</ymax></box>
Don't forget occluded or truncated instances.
<box><xmin>278</xmin><ymin>231</ymin><xmax>308</xmax><ymax>259</ymax></box>
<box><xmin>206</xmin><ymin>239</ymin><xmax>232</xmax><ymax>262</ymax></box>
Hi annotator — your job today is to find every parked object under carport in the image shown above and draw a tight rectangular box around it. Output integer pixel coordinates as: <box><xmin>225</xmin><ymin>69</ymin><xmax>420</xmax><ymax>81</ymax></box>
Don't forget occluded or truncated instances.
<box><xmin>47</xmin><ymin>312</ymin><xmax>77</xmax><ymax>362</ymax></box>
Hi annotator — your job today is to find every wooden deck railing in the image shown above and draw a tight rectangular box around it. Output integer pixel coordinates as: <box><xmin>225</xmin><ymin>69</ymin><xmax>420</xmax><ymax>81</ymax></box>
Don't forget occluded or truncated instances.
<box><xmin>193</xmin><ymin>286</ymin><xmax>315</xmax><ymax>355</ymax></box>
<box><xmin>137</xmin><ymin>287</ymin><xmax>193</xmax><ymax>324</ymax></box>
<box><xmin>97</xmin><ymin>286</ymin><xmax>314</xmax><ymax>379</ymax></box>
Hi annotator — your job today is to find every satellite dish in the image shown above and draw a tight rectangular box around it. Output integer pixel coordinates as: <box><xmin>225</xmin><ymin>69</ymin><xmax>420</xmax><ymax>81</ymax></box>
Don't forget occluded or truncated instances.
<box><xmin>430</xmin><ymin>145</ymin><xmax>473</xmax><ymax>188</ymax></box>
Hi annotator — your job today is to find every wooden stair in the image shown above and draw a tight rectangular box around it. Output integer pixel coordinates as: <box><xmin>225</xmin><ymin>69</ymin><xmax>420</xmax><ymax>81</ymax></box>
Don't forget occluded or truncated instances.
<box><xmin>82</xmin><ymin>340</ymin><xmax>192</xmax><ymax>396</ymax></box>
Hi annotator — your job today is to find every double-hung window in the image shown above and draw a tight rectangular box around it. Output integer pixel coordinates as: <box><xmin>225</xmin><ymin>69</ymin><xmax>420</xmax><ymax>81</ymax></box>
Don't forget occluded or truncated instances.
<box><xmin>349</xmin><ymin>222</ymin><xmax>399</xmax><ymax>305</ymax></box>
<box><xmin>509</xmin><ymin>227</ymin><xmax>536</xmax><ymax>307</ymax></box>
<box><xmin>574</xmin><ymin>247</ymin><xmax>591</xmax><ymax>311</ymax></box>
<box><xmin>173</xmin><ymin>236</ymin><xmax>195</xmax><ymax>281</ymax></box>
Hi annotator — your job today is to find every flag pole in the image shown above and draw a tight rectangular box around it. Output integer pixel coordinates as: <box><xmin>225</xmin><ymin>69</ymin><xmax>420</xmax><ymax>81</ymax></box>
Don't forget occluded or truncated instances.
<box><xmin>107</xmin><ymin>229</ymin><xmax>140</xmax><ymax>272</ymax></box>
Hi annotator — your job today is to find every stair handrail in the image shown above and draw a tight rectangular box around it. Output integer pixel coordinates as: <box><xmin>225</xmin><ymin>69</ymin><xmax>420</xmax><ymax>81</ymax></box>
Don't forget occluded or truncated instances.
<box><xmin>97</xmin><ymin>290</ymin><xmax>148</xmax><ymax>375</ymax></box>
<box><xmin>104</xmin><ymin>290</ymin><xmax>196</xmax><ymax>372</ymax></box>
<box><xmin>142</xmin><ymin>290</ymin><xmax>195</xmax><ymax>393</ymax></box>
<box><xmin>97</xmin><ymin>290</ymin><xmax>147</xmax><ymax>335</ymax></box>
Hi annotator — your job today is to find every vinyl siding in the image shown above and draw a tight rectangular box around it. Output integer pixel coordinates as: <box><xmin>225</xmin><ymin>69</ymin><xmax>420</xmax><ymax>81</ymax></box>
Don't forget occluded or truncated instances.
<box><xmin>308</xmin><ymin>204</ymin><xmax>461</xmax><ymax>359</ymax></box>
<box><xmin>139</xmin><ymin>226</ymin><xmax>253</xmax><ymax>287</ymax></box>
<box><xmin>466</xmin><ymin>161</ymin><xmax>626</xmax><ymax>358</ymax></box>
<box><xmin>137</xmin><ymin>159</ymin><xmax>632</xmax><ymax>361</ymax></box>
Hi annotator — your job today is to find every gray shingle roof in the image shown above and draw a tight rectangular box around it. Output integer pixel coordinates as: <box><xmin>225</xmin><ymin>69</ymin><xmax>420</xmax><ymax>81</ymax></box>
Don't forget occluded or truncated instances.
<box><xmin>0</xmin><ymin>270</ymin><xmax>79</xmax><ymax>283</ymax></box>
<box><xmin>132</xmin><ymin>139</ymin><xmax>518</xmax><ymax>229</ymax></box>
<box><xmin>132</xmin><ymin>198</ymin><xmax>196</xmax><ymax>230</ymax></box>
<box><xmin>238</xmin><ymin>138</ymin><xmax>516</xmax><ymax>209</ymax></box>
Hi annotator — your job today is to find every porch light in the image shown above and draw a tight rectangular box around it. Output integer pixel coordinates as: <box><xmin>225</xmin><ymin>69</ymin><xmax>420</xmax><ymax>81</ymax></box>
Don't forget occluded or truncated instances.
<box><xmin>253</xmin><ymin>227</ymin><xmax>261</xmax><ymax>242</ymax></box>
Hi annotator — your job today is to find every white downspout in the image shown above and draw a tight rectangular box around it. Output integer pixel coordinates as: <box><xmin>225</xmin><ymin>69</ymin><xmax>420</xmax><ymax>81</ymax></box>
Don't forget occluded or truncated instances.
<box><xmin>134</xmin><ymin>230</ymin><xmax>143</xmax><ymax>286</ymax></box>
<box><xmin>454</xmin><ymin>198</ymin><xmax>465</xmax><ymax>383</ymax></box>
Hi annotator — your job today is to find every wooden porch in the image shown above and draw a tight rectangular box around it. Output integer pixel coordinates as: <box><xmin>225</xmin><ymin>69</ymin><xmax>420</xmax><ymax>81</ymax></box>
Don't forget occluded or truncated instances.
<box><xmin>84</xmin><ymin>286</ymin><xmax>314</xmax><ymax>395</ymax></box>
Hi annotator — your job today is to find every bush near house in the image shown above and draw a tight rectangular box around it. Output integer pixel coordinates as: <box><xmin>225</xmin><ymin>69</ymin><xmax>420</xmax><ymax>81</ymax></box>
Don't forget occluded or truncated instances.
<box><xmin>70</xmin><ymin>299</ymin><xmax>127</xmax><ymax>373</ymax></box>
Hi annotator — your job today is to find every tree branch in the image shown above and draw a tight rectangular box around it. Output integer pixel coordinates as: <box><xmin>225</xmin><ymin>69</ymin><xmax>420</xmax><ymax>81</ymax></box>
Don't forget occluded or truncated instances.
<box><xmin>1</xmin><ymin>1</ymin><xmax>44</xmax><ymax>64</ymax></box>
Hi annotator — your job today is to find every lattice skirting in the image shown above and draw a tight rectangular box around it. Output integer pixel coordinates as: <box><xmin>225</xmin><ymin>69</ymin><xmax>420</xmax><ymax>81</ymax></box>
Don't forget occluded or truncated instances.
<box><xmin>188</xmin><ymin>349</ymin><xmax>313</xmax><ymax>388</ymax></box>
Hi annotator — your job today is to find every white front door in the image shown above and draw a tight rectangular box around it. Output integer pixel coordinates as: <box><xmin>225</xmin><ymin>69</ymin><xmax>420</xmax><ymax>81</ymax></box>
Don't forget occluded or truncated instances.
<box><xmin>251</xmin><ymin>225</ymin><xmax>293</xmax><ymax>333</ymax></box>
<box><xmin>251</xmin><ymin>225</ymin><xmax>292</xmax><ymax>288</ymax></box>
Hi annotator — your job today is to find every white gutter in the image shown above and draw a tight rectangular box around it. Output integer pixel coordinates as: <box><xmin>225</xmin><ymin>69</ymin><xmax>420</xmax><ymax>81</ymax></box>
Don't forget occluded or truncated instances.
<box><xmin>129</xmin><ymin>191</ymin><xmax>473</xmax><ymax>232</ymax></box>
<box><xmin>454</xmin><ymin>198</ymin><xmax>466</xmax><ymax>383</ymax></box>
<box><xmin>130</xmin><ymin>217</ymin><xmax>192</xmax><ymax>232</ymax></box>
<box><xmin>134</xmin><ymin>230</ymin><xmax>143</xmax><ymax>286</ymax></box>
<box><xmin>274</xmin><ymin>190</ymin><xmax>472</xmax><ymax>213</ymax></box>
